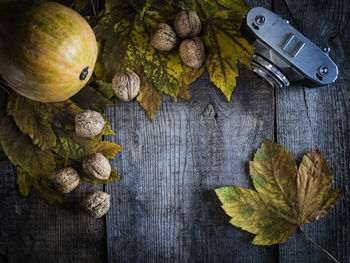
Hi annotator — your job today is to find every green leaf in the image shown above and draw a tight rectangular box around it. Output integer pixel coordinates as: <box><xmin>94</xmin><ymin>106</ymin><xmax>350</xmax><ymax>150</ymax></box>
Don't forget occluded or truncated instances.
<box><xmin>216</xmin><ymin>0</ymin><xmax>250</xmax><ymax>12</ymax></box>
<box><xmin>71</xmin><ymin>85</ymin><xmax>113</xmax><ymax>113</ymax></box>
<box><xmin>103</xmin><ymin>123</ymin><xmax>116</xmax><ymax>135</ymax></box>
<box><xmin>52</xmin><ymin>127</ymin><xmax>96</xmax><ymax>162</ymax></box>
<box><xmin>46</xmin><ymin>100</ymin><xmax>83</xmax><ymax>130</ymax></box>
<box><xmin>7</xmin><ymin>93</ymin><xmax>56</xmax><ymax>150</ymax></box>
<box><xmin>164</xmin><ymin>0</ymin><xmax>219</xmax><ymax>17</ymax></box>
<box><xmin>216</xmin><ymin>138</ymin><xmax>342</xmax><ymax>245</ymax></box>
<box><xmin>94</xmin><ymin>80</ymin><xmax>115</xmax><ymax>99</ymax></box>
<box><xmin>204</xmin><ymin>10</ymin><xmax>253</xmax><ymax>101</ymax></box>
<box><xmin>32</xmin><ymin>175</ymin><xmax>65</xmax><ymax>205</ymax></box>
<box><xmin>71</xmin><ymin>0</ymin><xmax>90</xmax><ymax>12</ymax></box>
<box><xmin>17</xmin><ymin>166</ymin><xmax>32</xmax><ymax>197</ymax></box>
<box><xmin>0</xmin><ymin>114</ymin><xmax>55</xmax><ymax>177</ymax></box>
<box><xmin>95</xmin><ymin>140</ymin><xmax>125</xmax><ymax>159</ymax></box>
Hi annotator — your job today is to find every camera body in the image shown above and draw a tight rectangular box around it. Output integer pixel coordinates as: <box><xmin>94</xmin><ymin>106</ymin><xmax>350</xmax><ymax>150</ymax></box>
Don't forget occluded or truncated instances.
<box><xmin>242</xmin><ymin>7</ymin><xmax>338</xmax><ymax>88</ymax></box>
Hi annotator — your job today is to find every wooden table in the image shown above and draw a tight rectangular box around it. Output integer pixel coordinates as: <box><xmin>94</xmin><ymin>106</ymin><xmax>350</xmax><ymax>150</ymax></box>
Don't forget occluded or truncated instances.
<box><xmin>1</xmin><ymin>0</ymin><xmax>349</xmax><ymax>262</ymax></box>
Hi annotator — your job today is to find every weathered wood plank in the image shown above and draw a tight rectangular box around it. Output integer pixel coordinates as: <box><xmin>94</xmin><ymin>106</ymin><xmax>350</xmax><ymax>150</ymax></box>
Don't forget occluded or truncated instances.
<box><xmin>274</xmin><ymin>0</ymin><xmax>350</xmax><ymax>262</ymax></box>
<box><xmin>105</xmin><ymin>63</ymin><xmax>277</xmax><ymax>262</ymax></box>
<box><xmin>0</xmin><ymin>149</ymin><xmax>107</xmax><ymax>263</ymax></box>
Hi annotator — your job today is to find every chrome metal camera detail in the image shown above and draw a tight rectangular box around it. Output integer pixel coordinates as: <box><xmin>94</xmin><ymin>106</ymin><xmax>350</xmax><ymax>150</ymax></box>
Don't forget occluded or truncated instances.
<box><xmin>243</xmin><ymin>7</ymin><xmax>338</xmax><ymax>88</ymax></box>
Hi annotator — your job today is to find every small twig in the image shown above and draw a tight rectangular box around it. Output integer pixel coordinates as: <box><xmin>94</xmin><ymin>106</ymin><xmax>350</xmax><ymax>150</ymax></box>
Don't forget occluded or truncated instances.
<box><xmin>200</xmin><ymin>0</ymin><xmax>209</xmax><ymax>19</ymax></box>
<box><xmin>90</xmin><ymin>0</ymin><xmax>97</xmax><ymax>17</ymax></box>
<box><xmin>299</xmin><ymin>226</ymin><xmax>339</xmax><ymax>263</ymax></box>
<box><xmin>0</xmin><ymin>80</ymin><xmax>10</xmax><ymax>94</ymax></box>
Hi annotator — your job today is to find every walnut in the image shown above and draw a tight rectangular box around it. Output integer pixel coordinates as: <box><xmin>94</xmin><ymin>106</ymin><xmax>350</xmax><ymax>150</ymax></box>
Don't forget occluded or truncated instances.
<box><xmin>82</xmin><ymin>191</ymin><xmax>111</xmax><ymax>218</ymax></box>
<box><xmin>82</xmin><ymin>152</ymin><xmax>111</xmax><ymax>180</ymax></box>
<box><xmin>150</xmin><ymin>23</ymin><xmax>179</xmax><ymax>51</ymax></box>
<box><xmin>174</xmin><ymin>10</ymin><xmax>201</xmax><ymax>39</ymax></box>
<box><xmin>75</xmin><ymin>110</ymin><xmax>106</xmax><ymax>138</ymax></box>
<box><xmin>112</xmin><ymin>71</ymin><xmax>140</xmax><ymax>102</ymax></box>
<box><xmin>50</xmin><ymin>167</ymin><xmax>80</xmax><ymax>194</ymax></box>
<box><xmin>179</xmin><ymin>37</ymin><xmax>206</xmax><ymax>69</ymax></box>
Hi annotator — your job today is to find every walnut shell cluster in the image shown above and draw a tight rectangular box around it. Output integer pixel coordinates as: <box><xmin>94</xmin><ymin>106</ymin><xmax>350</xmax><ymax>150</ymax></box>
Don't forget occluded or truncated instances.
<box><xmin>150</xmin><ymin>10</ymin><xmax>206</xmax><ymax>69</ymax></box>
<box><xmin>50</xmin><ymin>109</ymin><xmax>115</xmax><ymax>218</ymax></box>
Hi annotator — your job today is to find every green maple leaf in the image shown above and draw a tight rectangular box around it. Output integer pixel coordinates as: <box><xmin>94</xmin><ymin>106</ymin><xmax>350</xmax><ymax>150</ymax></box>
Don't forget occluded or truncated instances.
<box><xmin>216</xmin><ymin>138</ymin><xmax>342</xmax><ymax>245</ymax></box>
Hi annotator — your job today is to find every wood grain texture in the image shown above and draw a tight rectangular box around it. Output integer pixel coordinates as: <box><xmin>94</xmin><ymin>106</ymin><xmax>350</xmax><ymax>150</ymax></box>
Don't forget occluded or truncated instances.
<box><xmin>1</xmin><ymin>0</ymin><xmax>349</xmax><ymax>262</ymax></box>
<box><xmin>105</xmin><ymin>65</ymin><xmax>277</xmax><ymax>262</ymax></box>
<box><xmin>0</xmin><ymin>148</ymin><xmax>107</xmax><ymax>263</ymax></box>
<box><xmin>274</xmin><ymin>0</ymin><xmax>350</xmax><ymax>262</ymax></box>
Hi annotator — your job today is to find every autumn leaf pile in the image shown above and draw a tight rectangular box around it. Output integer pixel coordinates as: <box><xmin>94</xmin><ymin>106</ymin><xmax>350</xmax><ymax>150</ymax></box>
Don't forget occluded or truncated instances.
<box><xmin>0</xmin><ymin>0</ymin><xmax>252</xmax><ymax>202</ymax></box>
<box><xmin>0</xmin><ymin>81</ymin><xmax>123</xmax><ymax>204</ymax></box>
<box><xmin>216</xmin><ymin>138</ymin><xmax>342</xmax><ymax>245</ymax></box>
<box><xmin>85</xmin><ymin>0</ymin><xmax>253</xmax><ymax>119</ymax></box>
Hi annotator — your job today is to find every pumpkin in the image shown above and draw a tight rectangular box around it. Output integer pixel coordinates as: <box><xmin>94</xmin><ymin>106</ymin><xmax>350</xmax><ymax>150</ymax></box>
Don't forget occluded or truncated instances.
<box><xmin>0</xmin><ymin>1</ymin><xmax>97</xmax><ymax>102</ymax></box>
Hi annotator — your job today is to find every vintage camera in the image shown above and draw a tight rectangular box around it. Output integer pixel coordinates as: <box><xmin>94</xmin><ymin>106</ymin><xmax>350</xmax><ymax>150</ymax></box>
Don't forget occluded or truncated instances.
<box><xmin>241</xmin><ymin>7</ymin><xmax>338</xmax><ymax>88</ymax></box>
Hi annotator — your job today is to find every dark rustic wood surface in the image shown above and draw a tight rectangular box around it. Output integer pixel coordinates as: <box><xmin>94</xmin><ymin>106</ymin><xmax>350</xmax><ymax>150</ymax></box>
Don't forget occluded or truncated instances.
<box><xmin>0</xmin><ymin>0</ymin><xmax>349</xmax><ymax>262</ymax></box>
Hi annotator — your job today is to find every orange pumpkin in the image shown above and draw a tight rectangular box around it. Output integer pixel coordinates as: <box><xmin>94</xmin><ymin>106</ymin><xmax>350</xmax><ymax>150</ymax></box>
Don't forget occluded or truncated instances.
<box><xmin>0</xmin><ymin>1</ymin><xmax>97</xmax><ymax>102</ymax></box>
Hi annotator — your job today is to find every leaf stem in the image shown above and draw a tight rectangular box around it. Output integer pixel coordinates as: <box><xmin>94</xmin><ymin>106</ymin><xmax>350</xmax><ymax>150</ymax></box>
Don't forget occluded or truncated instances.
<box><xmin>90</xmin><ymin>0</ymin><xmax>97</xmax><ymax>17</ymax></box>
<box><xmin>299</xmin><ymin>226</ymin><xmax>339</xmax><ymax>263</ymax></box>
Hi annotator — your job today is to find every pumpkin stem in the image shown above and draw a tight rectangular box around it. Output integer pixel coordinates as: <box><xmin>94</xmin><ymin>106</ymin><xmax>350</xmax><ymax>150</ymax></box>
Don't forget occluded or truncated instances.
<box><xmin>80</xmin><ymin>67</ymin><xmax>89</xmax><ymax>81</ymax></box>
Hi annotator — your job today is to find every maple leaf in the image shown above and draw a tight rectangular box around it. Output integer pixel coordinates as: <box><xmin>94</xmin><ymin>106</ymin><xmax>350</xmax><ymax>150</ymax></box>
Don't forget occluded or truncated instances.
<box><xmin>94</xmin><ymin>0</ymin><xmax>183</xmax><ymax>98</ymax></box>
<box><xmin>203</xmin><ymin>9</ymin><xmax>253</xmax><ymax>101</ymax></box>
<box><xmin>215</xmin><ymin>138</ymin><xmax>342</xmax><ymax>245</ymax></box>
<box><xmin>94</xmin><ymin>0</ymin><xmax>252</xmax><ymax>117</ymax></box>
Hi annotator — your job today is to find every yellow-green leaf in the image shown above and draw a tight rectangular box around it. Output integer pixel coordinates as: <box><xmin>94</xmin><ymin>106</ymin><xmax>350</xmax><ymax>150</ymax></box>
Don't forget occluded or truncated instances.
<box><xmin>94</xmin><ymin>0</ymin><xmax>184</xmax><ymax>98</ymax></box>
<box><xmin>7</xmin><ymin>93</ymin><xmax>56</xmax><ymax>150</ymax></box>
<box><xmin>95</xmin><ymin>141</ymin><xmax>125</xmax><ymax>159</ymax></box>
<box><xmin>71</xmin><ymin>85</ymin><xmax>113</xmax><ymax>113</ymax></box>
<box><xmin>204</xmin><ymin>10</ymin><xmax>253</xmax><ymax>101</ymax></box>
<box><xmin>17</xmin><ymin>166</ymin><xmax>32</xmax><ymax>197</ymax></box>
<box><xmin>94</xmin><ymin>80</ymin><xmax>115</xmax><ymax>99</ymax></box>
<box><xmin>216</xmin><ymin>0</ymin><xmax>250</xmax><ymax>12</ymax></box>
<box><xmin>216</xmin><ymin>138</ymin><xmax>342</xmax><ymax>245</ymax></box>
<box><xmin>0</xmin><ymin>114</ymin><xmax>55</xmax><ymax>177</ymax></box>
<box><xmin>52</xmin><ymin>127</ymin><xmax>96</xmax><ymax>162</ymax></box>
<box><xmin>71</xmin><ymin>0</ymin><xmax>90</xmax><ymax>12</ymax></box>
<box><xmin>136</xmin><ymin>67</ymin><xmax>163</xmax><ymax>120</ymax></box>
<box><xmin>164</xmin><ymin>0</ymin><xmax>219</xmax><ymax>17</ymax></box>
<box><xmin>180</xmin><ymin>64</ymin><xmax>205</xmax><ymax>101</ymax></box>
<box><xmin>46</xmin><ymin>100</ymin><xmax>83</xmax><ymax>130</ymax></box>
